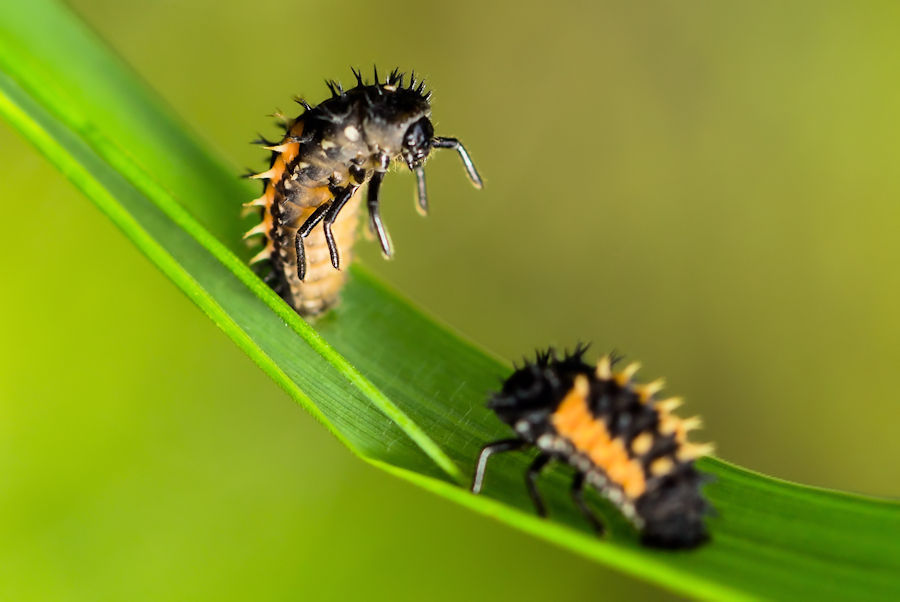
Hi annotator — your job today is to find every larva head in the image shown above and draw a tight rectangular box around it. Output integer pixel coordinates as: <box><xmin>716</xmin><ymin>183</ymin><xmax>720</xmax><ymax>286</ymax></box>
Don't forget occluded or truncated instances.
<box><xmin>357</xmin><ymin>68</ymin><xmax>434</xmax><ymax>165</ymax></box>
<box><xmin>489</xmin><ymin>363</ymin><xmax>556</xmax><ymax>428</ymax></box>
<box><xmin>488</xmin><ymin>347</ymin><xmax>592</xmax><ymax>438</ymax></box>
<box><xmin>401</xmin><ymin>117</ymin><xmax>434</xmax><ymax>169</ymax></box>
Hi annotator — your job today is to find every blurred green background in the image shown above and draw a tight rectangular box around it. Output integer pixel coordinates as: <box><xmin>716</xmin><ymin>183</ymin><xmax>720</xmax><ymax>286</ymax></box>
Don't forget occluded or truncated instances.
<box><xmin>2</xmin><ymin>1</ymin><xmax>899</xmax><ymax>600</ymax></box>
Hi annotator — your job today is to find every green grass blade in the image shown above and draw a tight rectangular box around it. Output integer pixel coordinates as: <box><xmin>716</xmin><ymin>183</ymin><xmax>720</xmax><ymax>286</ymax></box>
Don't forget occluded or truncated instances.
<box><xmin>0</xmin><ymin>1</ymin><xmax>458</xmax><ymax>481</ymax></box>
<box><xmin>1</xmin><ymin>1</ymin><xmax>898</xmax><ymax>599</ymax></box>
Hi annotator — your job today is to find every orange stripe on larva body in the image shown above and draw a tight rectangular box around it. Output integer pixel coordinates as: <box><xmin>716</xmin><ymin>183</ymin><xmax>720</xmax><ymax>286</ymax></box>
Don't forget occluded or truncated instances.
<box><xmin>570</xmin><ymin>419</ymin><xmax>606</xmax><ymax>451</ymax></box>
<box><xmin>269</xmin><ymin>155</ymin><xmax>287</xmax><ymax>183</ymax></box>
<box><xmin>278</xmin><ymin>141</ymin><xmax>300</xmax><ymax>165</ymax></box>
<box><xmin>551</xmin><ymin>383</ymin><xmax>647</xmax><ymax>498</ymax></box>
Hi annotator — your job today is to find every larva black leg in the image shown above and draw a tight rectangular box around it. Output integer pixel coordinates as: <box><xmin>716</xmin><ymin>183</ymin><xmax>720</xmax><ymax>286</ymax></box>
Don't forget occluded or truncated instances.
<box><xmin>294</xmin><ymin>201</ymin><xmax>332</xmax><ymax>280</ymax></box>
<box><xmin>432</xmin><ymin>136</ymin><xmax>483</xmax><ymax>189</ymax></box>
<box><xmin>471</xmin><ymin>438</ymin><xmax>524</xmax><ymax>494</ymax></box>
<box><xmin>367</xmin><ymin>170</ymin><xmax>393</xmax><ymax>257</ymax></box>
<box><xmin>298</xmin><ymin>202</ymin><xmax>331</xmax><ymax>238</ymax></box>
<box><xmin>414</xmin><ymin>166</ymin><xmax>428</xmax><ymax>215</ymax></box>
<box><xmin>526</xmin><ymin>453</ymin><xmax>553</xmax><ymax>517</ymax></box>
<box><xmin>571</xmin><ymin>472</ymin><xmax>605</xmax><ymax>535</ymax></box>
<box><xmin>322</xmin><ymin>185</ymin><xmax>358</xmax><ymax>270</ymax></box>
<box><xmin>295</xmin><ymin>231</ymin><xmax>306</xmax><ymax>280</ymax></box>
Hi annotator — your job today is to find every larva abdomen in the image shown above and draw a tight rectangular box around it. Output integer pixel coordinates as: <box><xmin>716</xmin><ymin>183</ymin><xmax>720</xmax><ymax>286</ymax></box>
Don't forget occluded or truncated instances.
<box><xmin>279</xmin><ymin>197</ymin><xmax>361</xmax><ymax>315</ymax></box>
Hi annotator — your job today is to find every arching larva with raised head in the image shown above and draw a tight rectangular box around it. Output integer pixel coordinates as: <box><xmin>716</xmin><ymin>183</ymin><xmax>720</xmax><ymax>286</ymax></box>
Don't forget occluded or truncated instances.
<box><xmin>244</xmin><ymin>67</ymin><xmax>482</xmax><ymax>316</ymax></box>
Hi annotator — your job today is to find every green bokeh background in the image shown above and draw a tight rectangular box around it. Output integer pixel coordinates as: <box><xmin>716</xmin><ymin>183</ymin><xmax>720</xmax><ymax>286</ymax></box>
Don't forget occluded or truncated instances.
<box><xmin>2</xmin><ymin>1</ymin><xmax>899</xmax><ymax>600</ymax></box>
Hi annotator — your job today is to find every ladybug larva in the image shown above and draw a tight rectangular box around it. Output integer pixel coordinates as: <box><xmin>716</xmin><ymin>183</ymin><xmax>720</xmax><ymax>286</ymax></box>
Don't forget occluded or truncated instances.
<box><xmin>243</xmin><ymin>67</ymin><xmax>483</xmax><ymax>316</ymax></box>
<box><xmin>472</xmin><ymin>346</ymin><xmax>714</xmax><ymax>548</ymax></box>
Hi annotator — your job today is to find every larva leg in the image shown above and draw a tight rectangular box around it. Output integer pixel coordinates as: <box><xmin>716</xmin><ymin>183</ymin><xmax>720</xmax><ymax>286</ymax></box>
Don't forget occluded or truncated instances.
<box><xmin>294</xmin><ymin>201</ymin><xmax>331</xmax><ymax>280</ymax></box>
<box><xmin>367</xmin><ymin>153</ymin><xmax>393</xmax><ymax>257</ymax></box>
<box><xmin>526</xmin><ymin>453</ymin><xmax>553</xmax><ymax>517</ymax></box>
<box><xmin>322</xmin><ymin>185</ymin><xmax>359</xmax><ymax>269</ymax></box>
<box><xmin>571</xmin><ymin>472</ymin><xmax>605</xmax><ymax>535</ymax></box>
<box><xmin>298</xmin><ymin>201</ymin><xmax>331</xmax><ymax>237</ymax></box>
<box><xmin>432</xmin><ymin>136</ymin><xmax>483</xmax><ymax>188</ymax></box>
<box><xmin>295</xmin><ymin>231</ymin><xmax>306</xmax><ymax>281</ymax></box>
<box><xmin>471</xmin><ymin>438</ymin><xmax>524</xmax><ymax>494</ymax></box>
<box><xmin>414</xmin><ymin>167</ymin><xmax>428</xmax><ymax>215</ymax></box>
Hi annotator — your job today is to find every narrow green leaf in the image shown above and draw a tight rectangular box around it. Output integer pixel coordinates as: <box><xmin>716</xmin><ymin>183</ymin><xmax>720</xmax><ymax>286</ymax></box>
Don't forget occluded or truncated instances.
<box><xmin>1</xmin><ymin>2</ymin><xmax>897</xmax><ymax>599</ymax></box>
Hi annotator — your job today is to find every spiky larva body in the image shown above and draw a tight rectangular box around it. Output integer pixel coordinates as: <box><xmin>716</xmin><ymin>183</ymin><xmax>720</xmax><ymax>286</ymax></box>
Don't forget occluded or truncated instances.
<box><xmin>472</xmin><ymin>346</ymin><xmax>714</xmax><ymax>549</ymax></box>
<box><xmin>244</xmin><ymin>67</ymin><xmax>483</xmax><ymax>316</ymax></box>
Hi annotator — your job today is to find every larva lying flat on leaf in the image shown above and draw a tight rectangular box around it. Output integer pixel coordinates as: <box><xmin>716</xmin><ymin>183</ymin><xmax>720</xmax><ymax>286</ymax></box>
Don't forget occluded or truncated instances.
<box><xmin>472</xmin><ymin>346</ymin><xmax>714</xmax><ymax>548</ymax></box>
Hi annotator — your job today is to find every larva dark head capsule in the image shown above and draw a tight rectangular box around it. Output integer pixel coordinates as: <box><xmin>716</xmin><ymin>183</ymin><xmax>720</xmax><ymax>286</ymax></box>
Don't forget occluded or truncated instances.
<box><xmin>489</xmin><ymin>359</ymin><xmax>568</xmax><ymax>435</ymax></box>
<box><xmin>401</xmin><ymin>117</ymin><xmax>435</xmax><ymax>169</ymax></box>
<box><xmin>243</xmin><ymin>67</ymin><xmax>483</xmax><ymax>316</ymax></box>
<box><xmin>488</xmin><ymin>346</ymin><xmax>593</xmax><ymax>435</ymax></box>
<box><xmin>472</xmin><ymin>346</ymin><xmax>714</xmax><ymax>549</ymax></box>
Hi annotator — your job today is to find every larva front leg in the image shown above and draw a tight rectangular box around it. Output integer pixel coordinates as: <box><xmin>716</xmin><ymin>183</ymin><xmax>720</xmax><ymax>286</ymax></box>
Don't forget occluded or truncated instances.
<box><xmin>414</xmin><ymin>167</ymin><xmax>428</xmax><ymax>216</ymax></box>
<box><xmin>432</xmin><ymin>136</ymin><xmax>483</xmax><ymax>189</ymax></box>
<box><xmin>470</xmin><ymin>438</ymin><xmax>524</xmax><ymax>494</ymax></box>
<box><xmin>367</xmin><ymin>153</ymin><xmax>392</xmax><ymax>258</ymax></box>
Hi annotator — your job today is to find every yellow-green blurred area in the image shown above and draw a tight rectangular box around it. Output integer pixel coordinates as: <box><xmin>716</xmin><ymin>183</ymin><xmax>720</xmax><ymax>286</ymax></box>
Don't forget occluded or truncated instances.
<box><xmin>2</xmin><ymin>1</ymin><xmax>899</xmax><ymax>600</ymax></box>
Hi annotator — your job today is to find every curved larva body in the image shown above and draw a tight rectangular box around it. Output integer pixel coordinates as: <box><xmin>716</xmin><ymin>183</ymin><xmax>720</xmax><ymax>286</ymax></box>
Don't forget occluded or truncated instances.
<box><xmin>244</xmin><ymin>68</ymin><xmax>482</xmax><ymax>316</ymax></box>
<box><xmin>472</xmin><ymin>347</ymin><xmax>714</xmax><ymax>549</ymax></box>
